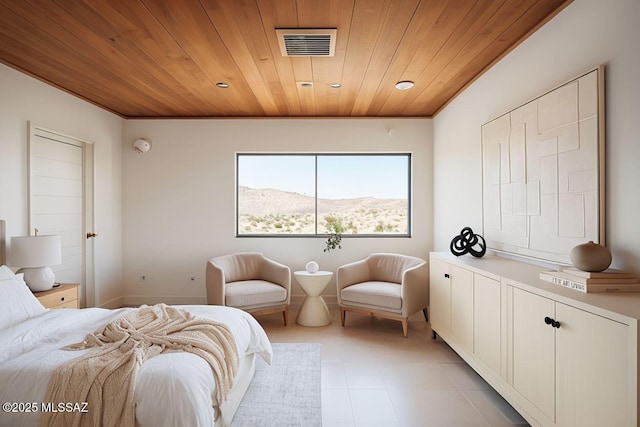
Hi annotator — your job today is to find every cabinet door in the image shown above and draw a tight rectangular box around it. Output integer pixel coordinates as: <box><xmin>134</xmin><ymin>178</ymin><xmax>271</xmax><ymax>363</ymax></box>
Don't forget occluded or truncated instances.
<box><xmin>511</xmin><ymin>287</ymin><xmax>555</xmax><ymax>423</ymax></box>
<box><xmin>556</xmin><ymin>304</ymin><xmax>629</xmax><ymax>427</ymax></box>
<box><xmin>474</xmin><ymin>274</ymin><xmax>501</xmax><ymax>374</ymax></box>
<box><xmin>451</xmin><ymin>266</ymin><xmax>474</xmax><ymax>352</ymax></box>
<box><xmin>429</xmin><ymin>257</ymin><xmax>451</xmax><ymax>334</ymax></box>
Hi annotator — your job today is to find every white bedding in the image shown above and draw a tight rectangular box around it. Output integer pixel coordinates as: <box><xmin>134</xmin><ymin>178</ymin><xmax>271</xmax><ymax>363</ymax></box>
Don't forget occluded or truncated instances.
<box><xmin>0</xmin><ymin>305</ymin><xmax>272</xmax><ymax>427</ymax></box>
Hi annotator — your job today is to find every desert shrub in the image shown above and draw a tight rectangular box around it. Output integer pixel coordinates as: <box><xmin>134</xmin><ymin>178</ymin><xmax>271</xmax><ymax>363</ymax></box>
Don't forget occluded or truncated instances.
<box><xmin>322</xmin><ymin>214</ymin><xmax>358</xmax><ymax>251</ymax></box>
<box><xmin>375</xmin><ymin>221</ymin><xmax>397</xmax><ymax>232</ymax></box>
<box><xmin>322</xmin><ymin>215</ymin><xmax>357</xmax><ymax>234</ymax></box>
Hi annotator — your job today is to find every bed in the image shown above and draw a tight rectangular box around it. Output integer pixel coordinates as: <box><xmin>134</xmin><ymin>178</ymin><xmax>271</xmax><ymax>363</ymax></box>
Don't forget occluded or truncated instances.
<box><xmin>0</xmin><ymin>263</ymin><xmax>272</xmax><ymax>427</ymax></box>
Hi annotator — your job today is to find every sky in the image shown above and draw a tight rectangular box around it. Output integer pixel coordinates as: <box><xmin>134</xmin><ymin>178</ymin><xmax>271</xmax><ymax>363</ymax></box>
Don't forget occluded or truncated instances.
<box><xmin>238</xmin><ymin>154</ymin><xmax>410</xmax><ymax>199</ymax></box>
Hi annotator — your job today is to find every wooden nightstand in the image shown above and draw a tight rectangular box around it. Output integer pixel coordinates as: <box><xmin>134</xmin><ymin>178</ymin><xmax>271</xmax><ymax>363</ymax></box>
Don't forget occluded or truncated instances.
<box><xmin>34</xmin><ymin>283</ymin><xmax>79</xmax><ymax>309</ymax></box>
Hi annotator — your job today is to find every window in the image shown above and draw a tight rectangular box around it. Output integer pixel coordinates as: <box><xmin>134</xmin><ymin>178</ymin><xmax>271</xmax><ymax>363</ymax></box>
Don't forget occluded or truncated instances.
<box><xmin>236</xmin><ymin>153</ymin><xmax>411</xmax><ymax>236</ymax></box>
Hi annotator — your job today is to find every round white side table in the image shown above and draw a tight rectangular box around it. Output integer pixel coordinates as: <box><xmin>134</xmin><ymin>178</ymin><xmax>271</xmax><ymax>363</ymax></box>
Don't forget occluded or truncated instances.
<box><xmin>294</xmin><ymin>270</ymin><xmax>333</xmax><ymax>327</ymax></box>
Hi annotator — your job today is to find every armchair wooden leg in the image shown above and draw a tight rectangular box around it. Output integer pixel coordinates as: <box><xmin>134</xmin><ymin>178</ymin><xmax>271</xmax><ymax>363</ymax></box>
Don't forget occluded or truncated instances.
<box><xmin>340</xmin><ymin>308</ymin><xmax>346</xmax><ymax>327</ymax></box>
<box><xmin>401</xmin><ymin>319</ymin><xmax>408</xmax><ymax>338</ymax></box>
<box><xmin>283</xmin><ymin>307</ymin><xmax>289</xmax><ymax>326</ymax></box>
<box><xmin>423</xmin><ymin>308</ymin><xmax>428</xmax><ymax>322</ymax></box>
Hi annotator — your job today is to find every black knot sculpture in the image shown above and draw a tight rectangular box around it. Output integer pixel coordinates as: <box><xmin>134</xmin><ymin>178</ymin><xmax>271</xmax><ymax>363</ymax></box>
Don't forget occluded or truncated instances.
<box><xmin>450</xmin><ymin>227</ymin><xmax>486</xmax><ymax>258</ymax></box>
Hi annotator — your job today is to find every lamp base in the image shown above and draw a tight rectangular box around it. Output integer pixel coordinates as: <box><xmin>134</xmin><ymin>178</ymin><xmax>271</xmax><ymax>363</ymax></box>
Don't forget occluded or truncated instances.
<box><xmin>17</xmin><ymin>267</ymin><xmax>55</xmax><ymax>292</ymax></box>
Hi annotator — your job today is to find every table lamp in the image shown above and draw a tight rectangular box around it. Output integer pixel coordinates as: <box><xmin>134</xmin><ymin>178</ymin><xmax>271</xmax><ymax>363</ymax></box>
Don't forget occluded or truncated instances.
<box><xmin>10</xmin><ymin>235</ymin><xmax>62</xmax><ymax>292</ymax></box>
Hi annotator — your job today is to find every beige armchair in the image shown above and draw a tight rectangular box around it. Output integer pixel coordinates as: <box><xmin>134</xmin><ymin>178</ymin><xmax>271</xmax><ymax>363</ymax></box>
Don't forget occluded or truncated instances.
<box><xmin>337</xmin><ymin>253</ymin><xmax>428</xmax><ymax>337</ymax></box>
<box><xmin>206</xmin><ymin>252</ymin><xmax>291</xmax><ymax>325</ymax></box>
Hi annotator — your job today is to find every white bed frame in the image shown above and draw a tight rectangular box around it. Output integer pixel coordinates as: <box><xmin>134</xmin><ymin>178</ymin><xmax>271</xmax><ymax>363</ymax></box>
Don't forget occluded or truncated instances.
<box><xmin>217</xmin><ymin>353</ymin><xmax>257</xmax><ymax>426</ymax></box>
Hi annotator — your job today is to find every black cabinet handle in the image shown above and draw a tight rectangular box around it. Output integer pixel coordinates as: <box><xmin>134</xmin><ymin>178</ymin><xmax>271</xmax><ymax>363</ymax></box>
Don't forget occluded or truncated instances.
<box><xmin>544</xmin><ymin>316</ymin><xmax>560</xmax><ymax>328</ymax></box>
<box><xmin>444</xmin><ymin>273</ymin><xmax>450</xmax><ymax>278</ymax></box>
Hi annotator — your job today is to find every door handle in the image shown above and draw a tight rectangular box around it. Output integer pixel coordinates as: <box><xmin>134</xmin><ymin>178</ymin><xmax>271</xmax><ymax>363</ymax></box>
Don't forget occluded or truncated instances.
<box><xmin>544</xmin><ymin>316</ymin><xmax>561</xmax><ymax>328</ymax></box>
<box><xmin>86</xmin><ymin>233</ymin><xmax>98</xmax><ymax>239</ymax></box>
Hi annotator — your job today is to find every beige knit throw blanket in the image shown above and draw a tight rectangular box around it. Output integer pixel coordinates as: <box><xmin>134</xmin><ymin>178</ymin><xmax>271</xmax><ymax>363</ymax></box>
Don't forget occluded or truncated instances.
<box><xmin>40</xmin><ymin>304</ymin><xmax>238</xmax><ymax>427</ymax></box>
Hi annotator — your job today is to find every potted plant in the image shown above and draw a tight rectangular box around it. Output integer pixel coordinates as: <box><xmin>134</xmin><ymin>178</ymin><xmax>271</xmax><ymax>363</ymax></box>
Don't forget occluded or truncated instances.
<box><xmin>324</xmin><ymin>230</ymin><xmax>342</xmax><ymax>252</ymax></box>
<box><xmin>323</xmin><ymin>215</ymin><xmax>356</xmax><ymax>252</ymax></box>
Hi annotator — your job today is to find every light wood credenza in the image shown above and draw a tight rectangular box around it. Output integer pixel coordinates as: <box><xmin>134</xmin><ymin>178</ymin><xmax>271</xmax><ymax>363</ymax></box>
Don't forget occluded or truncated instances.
<box><xmin>429</xmin><ymin>252</ymin><xmax>639</xmax><ymax>427</ymax></box>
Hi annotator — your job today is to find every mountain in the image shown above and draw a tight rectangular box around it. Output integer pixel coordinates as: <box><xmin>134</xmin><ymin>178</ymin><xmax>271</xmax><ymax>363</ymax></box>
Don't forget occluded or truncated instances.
<box><xmin>238</xmin><ymin>186</ymin><xmax>406</xmax><ymax>216</ymax></box>
<box><xmin>237</xmin><ymin>186</ymin><xmax>408</xmax><ymax>234</ymax></box>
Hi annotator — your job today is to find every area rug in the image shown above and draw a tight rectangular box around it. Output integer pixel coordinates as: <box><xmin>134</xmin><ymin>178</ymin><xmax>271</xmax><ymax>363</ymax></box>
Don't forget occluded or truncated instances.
<box><xmin>231</xmin><ymin>343</ymin><xmax>322</xmax><ymax>427</ymax></box>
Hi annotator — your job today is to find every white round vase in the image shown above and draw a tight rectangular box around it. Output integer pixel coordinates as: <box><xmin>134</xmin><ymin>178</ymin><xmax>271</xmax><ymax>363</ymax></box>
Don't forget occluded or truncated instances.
<box><xmin>305</xmin><ymin>261</ymin><xmax>319</xmax><ymax>273</ymax></box>
<box><xmin>570</xmin><ymin>241</ymin><xmax>612</xmax><ymax>272</ymax></box>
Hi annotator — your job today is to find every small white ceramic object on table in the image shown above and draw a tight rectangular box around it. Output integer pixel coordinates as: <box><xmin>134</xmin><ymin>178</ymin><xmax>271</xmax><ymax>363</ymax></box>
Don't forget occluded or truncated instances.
<box><xmin>294</xmin><ymin>270</ymin><xmax>333</xmax><ymax>327</ymax></box>
<box><xmin>305</xmin><ymin>261</ymin><xmax>319</xmax><ymax>273</ymax></box>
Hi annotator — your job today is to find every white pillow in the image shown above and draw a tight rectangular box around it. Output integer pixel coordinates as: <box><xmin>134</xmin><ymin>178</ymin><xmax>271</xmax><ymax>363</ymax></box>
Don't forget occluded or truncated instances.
<box><xmin>0</xmin><ymin>265</ymin><xmax>47</xmax><ymax>330</ymax></box>
<box><xmin>0</xmin><ymin>265</ymin><xmax>16</xmax><ymax>281</ymax></box>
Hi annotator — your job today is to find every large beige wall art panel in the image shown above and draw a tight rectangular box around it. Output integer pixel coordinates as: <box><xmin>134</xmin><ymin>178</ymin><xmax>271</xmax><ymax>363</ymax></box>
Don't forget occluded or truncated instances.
<box><xmin>482</xmin><ymin>67</ymin><xmax>604</xmax><ymax>264</ymax></box>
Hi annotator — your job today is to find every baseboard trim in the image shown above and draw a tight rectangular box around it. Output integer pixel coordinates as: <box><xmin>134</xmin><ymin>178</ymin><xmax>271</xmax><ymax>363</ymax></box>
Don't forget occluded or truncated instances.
<box><xmin>123</xmin><ymin>295</ymin><xmax>208</xmax><ymax>307</ymax></box>
<box><xmin>123</xmin><ymin>294</ymin><xmax>339</xmax><ymax>310</ymax></box>
<box><xmin>99</xmin><ymin>296</ymin><xmax>124</xmax><ymax>309</ymax></box>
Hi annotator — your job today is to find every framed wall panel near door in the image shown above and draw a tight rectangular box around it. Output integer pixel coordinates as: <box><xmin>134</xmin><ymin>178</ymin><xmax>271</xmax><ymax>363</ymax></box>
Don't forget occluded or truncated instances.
<box><xmin>0</xmin><ymin>219</ymin><xmax>5</xmax><ymax>265</ymax></box>
<box><xmin>28</xmin><ymin>124</ymin><xmax>95</xmax><ymax>308</ymax></box>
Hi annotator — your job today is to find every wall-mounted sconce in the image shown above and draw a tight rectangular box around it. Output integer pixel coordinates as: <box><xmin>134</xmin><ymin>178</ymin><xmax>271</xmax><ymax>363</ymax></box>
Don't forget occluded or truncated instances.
<box><xmin>133</xmin><ymin>138</ymin><xmax>151</xmax><ymax>154</ymax></box>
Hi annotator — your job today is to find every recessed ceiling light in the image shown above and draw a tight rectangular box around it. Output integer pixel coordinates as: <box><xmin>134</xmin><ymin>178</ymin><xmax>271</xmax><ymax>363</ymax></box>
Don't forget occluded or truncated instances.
<box><xmin>216</xmin><ymin>82</ymin><xmax>230</xmax><ymax>88</ymax></box>
<box><xmin>395</xmin><ymin>80</ymin><xmax>415</xmax><ymax>90</ymax></box>
<box><xmin>329</xmin><ymin>83</ymin><xmax>342</xmax><ymax>88</ymax></box>
<box><xmin>298</xmin><ymin>81</ymin><xmax>313</xmax><ymax>88</ymax></box>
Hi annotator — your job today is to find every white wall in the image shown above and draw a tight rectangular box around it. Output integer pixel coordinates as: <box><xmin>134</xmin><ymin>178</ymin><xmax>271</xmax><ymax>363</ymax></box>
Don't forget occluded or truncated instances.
<box><xmin>433</xmin><ymin>0</ymin><xmax>640</xmax><ymax>273</ymax></box>
<box><xmin>9</xmin><ymin>0</ymin><xmax>634</xmax><ymax>308</ymax></box>
<box><xmin>0</xmin><ymin>64</ymin><xmax>124</xmax><ymax>307</ymax></box>
<box><xmin>122</xmin><ymin>119</ymin><xmax>433</xmax><ymax>306</ymax></box>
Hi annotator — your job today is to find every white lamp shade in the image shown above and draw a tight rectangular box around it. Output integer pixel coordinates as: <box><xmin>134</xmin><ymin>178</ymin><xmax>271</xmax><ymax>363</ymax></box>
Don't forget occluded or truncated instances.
<box><xmin>10</xmin><ymin>235</ymin><xmax>62</xmax><ymax>268</ymax></box>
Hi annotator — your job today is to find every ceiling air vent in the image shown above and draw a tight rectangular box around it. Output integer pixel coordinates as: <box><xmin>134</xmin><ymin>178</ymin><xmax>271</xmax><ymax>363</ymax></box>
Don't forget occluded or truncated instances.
<box><xmin>276</xmin><ymin>28</ymin><xmax>336</xmax><ymax>57</ymax></box>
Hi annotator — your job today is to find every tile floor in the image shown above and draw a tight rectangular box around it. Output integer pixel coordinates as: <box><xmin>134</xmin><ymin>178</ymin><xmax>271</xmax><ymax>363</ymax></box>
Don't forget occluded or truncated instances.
<box><xmin>258</xmin><ymin>308</ymin><xmax>530</xmax><ymax>427</ymax></box>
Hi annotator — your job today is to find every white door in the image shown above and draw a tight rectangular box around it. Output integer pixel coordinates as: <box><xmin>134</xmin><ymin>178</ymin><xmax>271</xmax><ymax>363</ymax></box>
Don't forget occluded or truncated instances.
<box><xmin>555</xmin><ymin>303</ymin><xmax>629</xmax><ymax>427</ymax></box>
<box><xmin>28</xmin><ymin>125</ymin><xmax>95</xmax><ymax>307</ymax></box>
<box><xmin>473</xmin><ymin>274</ymin><xmax>501</xmax><ymax>375</ymax></box>
<box><xmin>450</xmin><ymin>265</ymin><xmax>474</xmax><ymax>352</ymax></box>
<box><xmin>429</xmin><ymin>257</ymin><xmax>452</xmax><ymax>334</ymax></box>
<box><xmin>510</xmin><ymin>287</ymin><xmax>556</xmax><ymax>423</ymax></box>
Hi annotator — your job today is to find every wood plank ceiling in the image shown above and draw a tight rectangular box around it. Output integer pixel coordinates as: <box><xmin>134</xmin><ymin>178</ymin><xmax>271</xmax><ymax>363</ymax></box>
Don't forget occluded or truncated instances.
<box><xmin>0</xmin><ymin>0</ymin><xmax>571</xmax><ymax>118</ymax></box>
